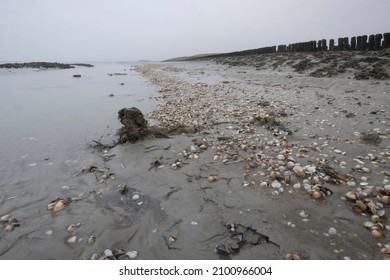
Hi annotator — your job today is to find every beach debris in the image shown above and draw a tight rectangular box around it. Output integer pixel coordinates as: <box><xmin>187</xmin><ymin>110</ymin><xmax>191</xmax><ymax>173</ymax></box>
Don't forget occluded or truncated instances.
<box><xmin>214</xmin><ymin>223</ymin><xmax>276</xmax><ymax>256</ymax></box>
<box><xmin>48</xmin><ymin>197</ymin><xmax>72</xmax><ymax>213</ymax></box>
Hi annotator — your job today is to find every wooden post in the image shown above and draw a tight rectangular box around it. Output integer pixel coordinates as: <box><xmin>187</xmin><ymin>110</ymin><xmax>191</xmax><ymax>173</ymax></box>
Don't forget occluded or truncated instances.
<box><xmin>368</xmin><ymin>35</ymin><xmax>375</xmax><ymax>50</ymax></box>
<box><xmin>351</xmin><ymin>37</ymin><xmax>356</xmax><ymax>50</ymax></box>
<box><xmin>362</xmin><ymin>35</ymin><xmax>368</xmax><ymax>50</ymax></box>
<box><xmin>322</xmin><ymin>39</ymin><xmax>327</xmax><ymax>51</ymax></box>
<box><xmin>384</xmin><ymin>33</ymin><xmax>390</xmax><ymax>48</ymax></box>
<box><xmin>374</xmin><ymin>34</ymin><xmax>383</xmax><ymax>50</ymax></box>
<box><xmin>329</xmin><ymin>39</ymin><xmax>335</xmax><ymax>51</ymax></box>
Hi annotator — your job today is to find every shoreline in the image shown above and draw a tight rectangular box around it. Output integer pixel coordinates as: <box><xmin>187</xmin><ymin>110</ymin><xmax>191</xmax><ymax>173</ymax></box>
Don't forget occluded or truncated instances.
<box><xmin>115</xmin><ymin>51</ymin><xmax>389</xmax><ymax>259</ymax></box>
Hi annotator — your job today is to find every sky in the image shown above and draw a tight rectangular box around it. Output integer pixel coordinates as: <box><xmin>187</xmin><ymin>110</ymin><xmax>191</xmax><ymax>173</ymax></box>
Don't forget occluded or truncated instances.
<box><xmin>0</xmin><ymin>0</ymin><xmax>389</xmax><ymax>62</ymax></box>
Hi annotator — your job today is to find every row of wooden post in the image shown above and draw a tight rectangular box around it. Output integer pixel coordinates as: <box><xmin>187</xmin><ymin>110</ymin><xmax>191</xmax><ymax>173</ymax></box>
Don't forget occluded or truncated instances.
<box><xmin>278</xmin><ymin>33</ymin><xmax>390</xmax><ymax>52</ymax></box>
<box><xmin>210</xmin><ymin>32</ymin><xmax>390</xmax><ymax>58</ymax></box>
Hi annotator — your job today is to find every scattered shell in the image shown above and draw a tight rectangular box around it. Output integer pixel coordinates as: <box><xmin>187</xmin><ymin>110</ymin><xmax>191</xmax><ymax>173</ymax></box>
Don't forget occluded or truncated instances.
<box><xmin>0</xmin><ymin>214</ymin><xmax>10</xmax><ymax>222</ymax></box>
<box><xmin>345</xmin><ymin>191</ymin><xmax>357</xmax><ymax>201</ymax></box>
<box><xmin>168</xmin><ymin>235</ymin><xmax>176</xmax><ymax>243</ymax></box>
<box><xmin>363</xmin><ymin>221</ymin><xmax>374</xmax><ymax>229</ymax></box>
<box><xmin>371</xmin><ymin>229</ymin><xmax>384</xmax><ymax>238</ymax></box>
<box><xmin>371</xmin><ymin>215</ymin><xmax>380</xmax><ymax>223</ymax></box>
<box><xmin>88</xmin><ymin>235</ymin><xmax>97</xmax><ymax>246</ymax></box>
<box><xmin>312</xmin><ymin>190</ymin><xmax>323</xmax><ymax>199</ymax></box>
<box><xmin>293</xmin><ymin>165</ymin><xmax>305</xmax><ymax>177</ymax></box>
<box><xmin>356</xmin><ymin>200</ymin><xmax>367</xmax><ymax>211</ymax></box>
<box><xmin>293</xmin><ymin>183</ymin><xmax>301</xmax><ymax>189</ymax></box>
<box><xmin>67</xmin><ymin>223</ymin><xmax>81</xmax><ymax>232</ymax></box>
<box><xmin>381</xmin><ymin>196</ymin><xmax>390</xmax><ymax>205</ymax></box>
<box><xmin>4</xmin><ymin>224</ymin><xmax>14</xmax><ymax>231</ymax></box>
<box><xmin>207</xmin><ymin>175</ymin><xmax>218</xmax><ymax>182</ymax></box>
<box><xmin>88</xmin><ymin>191</ymin><xmax>97</xmax><ymax>201</ymax></box>
<box><xmin>271</xmin><ymin>180</ymin><xmax>282</xmax><ymax>189</ymax></box>
<box><xmin>132</xmin><ymin>194</ymin><xmax>140</xmax><ymax>200</ymax></box>
<box><xmin>125</xmin><ymin>251</ymin><xmax>138</xmax><ymax>259</ymax></box>
<box><xmin>45</xmin><ymin>229</ymin><xmax>53</xmax><ymax>235</ymax></box>
<box><xmin>347</xmin><ymin>181</ymin><xmax>356</xmax><ymax>187</ymax></box>
<box><xmin>67</xmin><ymin>236</ymin><xmax>77</xmax><ymax>243</ymax></box>
<box><xmin>361</xmin><ymin>167</ymin><xmax>371</xmax><ymax>173</ymax></box>
<box><xmin>53</xmin><ymin>200</ymin><xmax>67</xmax><ymax>213</ymax></box>
<box><xmin>299</xmin><ymin>210</ymin><xmax>309</xmax><ymax>219</ymax></box>
<box><xmin>328</xmin><ymin>227</ymin><xmax>337</xmax><ymax>235</ymax></box>
<box><xmin>377</xmin><ymin>209</ymin><xmax>385</xmax><ymax>217</ymax></box>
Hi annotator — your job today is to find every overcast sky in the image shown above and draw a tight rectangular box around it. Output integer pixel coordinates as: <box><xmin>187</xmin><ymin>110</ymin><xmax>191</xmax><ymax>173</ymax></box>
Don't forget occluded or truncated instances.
<box><xmin>0</xmin><ymin>0</ymin><xmax>389</xmax><ymax>62</ymax></box>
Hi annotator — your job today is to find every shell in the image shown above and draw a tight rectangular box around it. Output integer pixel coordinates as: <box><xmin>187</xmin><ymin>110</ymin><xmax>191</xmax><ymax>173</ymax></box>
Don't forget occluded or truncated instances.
<box><xmin>361</xmin><ymin>167</ymin><xmax>371</xmax><ymax>173</ymax></box>
<box><xmin>87</xmin><ymin>235</ymin><xmax>97</xmax><ymax>246</ymax></box>
<box><xmin>356</xmin><ymin>200</ymin><xmax>367</xmax><ymax>211</ymax></box>
<box><xmin>363</xmin><ymin>221</ymin><xmax>374</xmax><ymax>229</ymax></box>
<box><xmin>67</xmin><ymin>235</ymin><xmax>77</xmax><ymax>243</ymax></box>
<box><xmin>345</xmin><ymin>191</ymin><xmax>357</xmax><ymax>201</ymax></box>
<box><xmin>53</xmin><ymin>200</ymin><xmax>66</xmax><ymax>213</ymax></box>
<box><xmin>328</xmin><ymin>227</ymin><xmax>337</xmax><ymax>235</ymax></box>
<box><xmin>371</xmin><ymin>229</ymin><xmax>384</xmax><ymax>238</ymax></box>
<box><xmin>311</xmin><ymin>190</ymin><xmax>323</xmax><ymax>199</ymax></box>
<box><xmin>299</xmin><ymin>210</ymin><xmax>309</xmax><ymax>218</ymax></box>
<box><xmin>0</xmin><ymin>214</ymin><xmax>10</xmax><ymax>222</ymax></box>
<box><xmin>381</xmin><ymin>196</ymin><xmax>389</xmax><ymax>205</ymax></box>
<box><xmin>207</xmin><ymin>175</ymin><xmax>218</xmax><ymax>182</ymax></box>
<box><xmin>4</xmin><ymin>224</ymin><xmax>14</xmax><ymax>232</ymax></box>
<box><xmin>293</xmin><ymin>165</ymin><xmax>305</xmax><ymax>177</ymax></box>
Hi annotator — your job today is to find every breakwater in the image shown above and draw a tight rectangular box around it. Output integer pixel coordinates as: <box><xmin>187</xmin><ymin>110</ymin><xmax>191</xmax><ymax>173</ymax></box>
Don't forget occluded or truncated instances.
<box><xmin>195</xmin><ymin>32</ymin><xmax>390</xmax><ymax>59</ymax></box>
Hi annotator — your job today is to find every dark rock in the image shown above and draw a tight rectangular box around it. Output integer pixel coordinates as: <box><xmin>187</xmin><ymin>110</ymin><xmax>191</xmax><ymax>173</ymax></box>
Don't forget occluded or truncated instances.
<box><xmin>73</xmin><ymin>74</ymin><xmax>81</xmax><ymax>78</ymax></box>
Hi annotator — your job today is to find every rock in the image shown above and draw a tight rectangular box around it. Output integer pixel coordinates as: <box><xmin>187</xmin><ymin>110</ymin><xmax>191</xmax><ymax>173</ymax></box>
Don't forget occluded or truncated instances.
<box><xmin>73</xmin><ymin>74</ymin><xmax>81</xmax><ymax>78</ymax></box>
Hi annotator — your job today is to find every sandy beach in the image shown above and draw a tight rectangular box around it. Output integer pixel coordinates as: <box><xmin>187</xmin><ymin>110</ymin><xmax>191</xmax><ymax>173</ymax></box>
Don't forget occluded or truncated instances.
<box><xmin>1</xmin><ymin>51</ymin><xmax>389</xmax><ymax>260</ymax></box>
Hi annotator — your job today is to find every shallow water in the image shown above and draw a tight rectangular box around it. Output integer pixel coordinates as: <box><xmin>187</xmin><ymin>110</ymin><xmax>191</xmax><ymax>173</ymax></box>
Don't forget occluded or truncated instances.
<box><xmin>0</xmin><ymin>63</ymin><xmax>157</xmax><ymax>259</ymax></box>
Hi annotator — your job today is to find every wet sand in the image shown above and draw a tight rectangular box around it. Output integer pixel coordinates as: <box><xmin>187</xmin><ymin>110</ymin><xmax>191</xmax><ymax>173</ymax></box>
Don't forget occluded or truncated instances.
<box><xmin>1</xmin><ymin>53</ymin><xmax>389</xmax><ymax>259</ymax></box>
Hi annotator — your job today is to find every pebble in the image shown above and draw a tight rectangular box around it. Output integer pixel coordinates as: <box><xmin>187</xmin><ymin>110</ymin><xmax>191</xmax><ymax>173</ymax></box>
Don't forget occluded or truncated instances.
<box><xmin>132</xmin><ymin>194</ymin><xmax>140</xmax><ymax>200</ymax></box>
<box><xmin>45</xmin><ymin>229</ymin><xmax>53</xmax><ymax>235</ymax></box>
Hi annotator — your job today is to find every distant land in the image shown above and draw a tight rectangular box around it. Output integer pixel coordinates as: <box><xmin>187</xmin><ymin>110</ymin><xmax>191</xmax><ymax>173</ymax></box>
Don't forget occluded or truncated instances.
<box><xmin>0</xmin><ymin>62</ymin><xmax>94</xmax><ymax>69</ymax></box>
<box><xmin>163</xmin><ymin>53</ymin><xmax>222</xmax><ymax>62</ymax></box>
